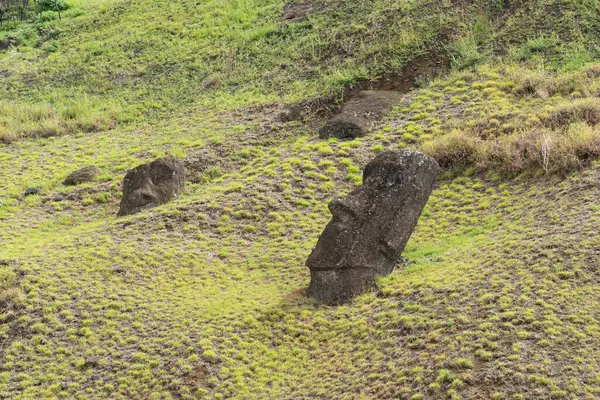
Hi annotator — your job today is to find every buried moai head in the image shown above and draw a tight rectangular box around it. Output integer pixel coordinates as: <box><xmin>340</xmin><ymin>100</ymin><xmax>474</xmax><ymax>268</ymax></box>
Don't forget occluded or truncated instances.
<box><xmin>118</xmin><ymin>157</ymin><xmax>185</xmax><ymax>217</ymax></box>
<box><xmin>306</xmin><ymin>150</ymin><xmax>439</xmax><ymax>304</ymax></box>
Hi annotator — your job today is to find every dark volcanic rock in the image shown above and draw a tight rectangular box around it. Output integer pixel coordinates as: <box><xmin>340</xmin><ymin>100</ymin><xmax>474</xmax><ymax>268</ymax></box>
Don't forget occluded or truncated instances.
<box><xmin>66</xmin><ymin>192</ymin><xmax>83</xmax><ymax>201</ymax></box>
<box><xmin>306</xmin><ymin>150</ymin><xmax>439</xmax><ymax>305</ymax></box>
<box><xmin>117</xmin><ymin>157</ymin><xmax>185</xmax><ymax>217</ymax></box>
<box><xmin>0</xmin><ymin>36</ymin><xmax>16</xmax><ymax>51</ymax></box>
<box><xmin>23</xmin><ymin>187</ymin><xmax>42</xmax><ymax>197</ymax></box>
<box><xmin>63</xmin><ymin>166</ymin><xmax>100</xmax><ymax>186</ymax></box>
<box><xmin>319</xmin><ymin>91</ymin><xmax>404</xmax><ymax>140</ymax></box>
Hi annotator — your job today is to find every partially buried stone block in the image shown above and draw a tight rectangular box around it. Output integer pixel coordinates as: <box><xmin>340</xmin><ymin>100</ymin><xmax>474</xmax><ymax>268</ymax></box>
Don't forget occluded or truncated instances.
<box><xmin>306</xmin><ymin>150</ymin><xmax>439</xmax><ymax>305</ymax></box>
<box><xmin>319</xmin><ymin>91</ymin><xmax>404</xmax><ymax>140</ymax></box>
<box><xmin>63</xmin><ymin>166</ymin><xmax>100</xmax><ymax>186</ymax></box>
<box><xmin>118</xmin><ymin>157</ymin><xmax>185</xmax><ymax>217</ymax></box>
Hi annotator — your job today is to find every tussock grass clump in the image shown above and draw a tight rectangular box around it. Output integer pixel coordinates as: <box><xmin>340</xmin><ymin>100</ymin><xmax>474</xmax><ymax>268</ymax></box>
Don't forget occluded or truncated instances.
<box><xmin>0</xmin><ymin>265</ymin><xmax>25</xmax><ymax>318</ymax></box>
<box><xmin>0</xmin><ymin>100</ymin><xmax>121</xmax><ymax>143</ymax></box>
<box><xmin>487</xmin><ymin>125</ymin><xmax>600</xmax><ymax>173</ymax></box>
<box><xmin>541</xmin><ymin>98</ymin><xmax>600</xmax><ymax>128</ymax></box>
<box><xmin>584</xmin><ymin>64</ymin><xmax>600</xmax><ymax>78</ymax></box>
<box><xmin>385</xmin><ymin>63</ymin><xmax>600</xmax><ymax>175</ymax></box>
<box><xmin>423</xmin><ymin>123</ymin><xmax>600</xmax><ymax>174</ymax></box>
<box><xmin>509</xmin><ymin>65</ymin><xmax>600</xmax><ymax>100</ymax></box>
<box><xmin>0</xmin><ymin>287</ymin><xmax>25</xmax><ymax>313</ymax></box>
<box><xmin>511</xmin><ymin>69</ymin><xmax>583</xmax><ymax>99</ymax></box>
<box><xmin>421</xmin><ymin>130</ymin><xmax>482</xmax><ymax>168</ymax></box>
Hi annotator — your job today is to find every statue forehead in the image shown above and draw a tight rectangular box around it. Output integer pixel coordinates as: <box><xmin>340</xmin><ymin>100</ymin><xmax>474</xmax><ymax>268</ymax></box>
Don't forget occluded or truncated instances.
<box><xmin>363</xmin><ymin>150</ymin><xmax>426</xmax><ymax>186</ymax></box>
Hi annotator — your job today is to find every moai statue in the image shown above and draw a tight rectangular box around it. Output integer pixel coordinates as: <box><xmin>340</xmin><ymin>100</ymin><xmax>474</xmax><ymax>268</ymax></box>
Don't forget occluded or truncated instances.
<box><xmin>306</xmin><ymin>150</ymin><xmax>439</xmax><ymax>304</ymax></box>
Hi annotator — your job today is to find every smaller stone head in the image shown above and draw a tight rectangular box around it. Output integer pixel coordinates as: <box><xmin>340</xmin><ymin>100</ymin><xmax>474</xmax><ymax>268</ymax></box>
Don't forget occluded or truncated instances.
<box><xmin>118</xmin><ymin>157</ymin><xmax>185</xmax><ymax>217</ymax></box>
<box><xmin>306</xmin><ymin>150</ymin><xmax>439</xmax><ymax>304</ymax></box>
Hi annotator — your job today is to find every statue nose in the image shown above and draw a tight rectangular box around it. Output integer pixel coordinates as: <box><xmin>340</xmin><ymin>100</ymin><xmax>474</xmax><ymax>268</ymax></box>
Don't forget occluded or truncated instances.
<box><xmin>329</xmin><ymin>197</ymin><xmax>361</xmax><ymax>221</ymax></box>
<box><xmin>131</xmin><ymin>188</ymin><xmax>157</xmax><ymax>202</ymax></box>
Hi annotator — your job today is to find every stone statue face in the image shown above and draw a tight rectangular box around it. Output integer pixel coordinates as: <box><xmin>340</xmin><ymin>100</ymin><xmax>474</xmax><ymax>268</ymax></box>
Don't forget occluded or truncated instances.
<box><xmin>306</xmin><ymin>150</ymin><xmax>439</xmax><ymax>277</ymax></box>
<box><xmin>118</xmin><ymin>157</ymin><xmax>185</xmax><ymax>216</ymax></box>
<box><xmin>124</xmin><ymin>169</ymin><xmax>161</xmax><ymax>211</ymax></box>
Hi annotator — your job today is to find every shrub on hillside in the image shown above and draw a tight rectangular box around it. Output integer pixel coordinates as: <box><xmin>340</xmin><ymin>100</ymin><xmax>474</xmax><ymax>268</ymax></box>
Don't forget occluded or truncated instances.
<box><xmin>38</xmin><ymin>10</ymin><xmax>59</xmax><ymax>23</ymax></box>
<box><xmin>37</xmin><ymin>0</ymin><xmax>70</xmax><ymax>13</ymax></box>
<box><xmin>447</xmin><ymin>34</ymin><xmax>488</xmax><ymax>70</ymax></box>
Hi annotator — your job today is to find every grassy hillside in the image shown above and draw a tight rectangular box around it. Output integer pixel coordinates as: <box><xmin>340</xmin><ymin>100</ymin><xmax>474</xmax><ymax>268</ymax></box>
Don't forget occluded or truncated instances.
<box><xmin>1</xmin><ymin>0</ymin><xmax>600</xmax><ymax>399</ymax></box>
<box><xmin>2</xmin><ymin>0</ymin><xmax>600</xmax><ymax>141</ymax></box>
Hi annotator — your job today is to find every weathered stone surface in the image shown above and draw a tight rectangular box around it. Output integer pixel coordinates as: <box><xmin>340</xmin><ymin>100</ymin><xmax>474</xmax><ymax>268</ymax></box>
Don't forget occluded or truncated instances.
<box><xmin>63</xmin><ymin>166</ymin><xmax>100</xmax><ymax>186</ymax></box>
<box><xmin>117</xmin><ymin>157</ymin><xmax>185</xmax><ymax>217</ymax></box>
<box><xmin>66</xmin><ymin>192</ymin><xmax>83</xmax><ymax>201</ymax></box>
<box><xmin>306</xmin><ymin>150</ymin><xmax>439</xmax><ymax>304</ymax></box>
<box><xmin>23</xmin><ymin>187</ymin><xmax>42</xmax><ymax>197</ymax></box>
<box><xmin>319</xmin><ymin>91</ymin><xmax>404</xmax><ymax>140</ymax></box>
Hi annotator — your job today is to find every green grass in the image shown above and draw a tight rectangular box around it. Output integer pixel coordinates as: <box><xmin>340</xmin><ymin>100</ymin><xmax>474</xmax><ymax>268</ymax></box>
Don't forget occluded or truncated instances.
<box><xmin>1</xmin><ymin>0</ymin><xmax>600</xmax><ymax>398</ymax></box>
<box><xmin>386</xmin><ymin>65</ymin><xmax>600</xmax><ymax>174</ymax></box>
<box><xmin>2</xmin><ymin>0</ymin><xmax>600</xmax><ymax>142</ymax></box>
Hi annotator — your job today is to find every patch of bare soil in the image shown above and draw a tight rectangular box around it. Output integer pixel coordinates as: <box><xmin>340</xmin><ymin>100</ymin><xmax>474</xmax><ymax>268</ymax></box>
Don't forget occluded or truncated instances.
<box><xmin>281</xmin><ymin>1</ymin><xmax>315</xmax><ymax>23</ymax></box>
<box><xmin>277</xmin><ymin>50</ymin><xmax>450</xmax><ymax>131</ymax></box>
<box><xmin>316</xmin><ymin>51</ymin><xmax>450</xmax><ymax>139</ymax></box>
<box><xmin>347</xmin><ymin>51</ymin><xmax>451</xmax><ymax>95</ymax></box>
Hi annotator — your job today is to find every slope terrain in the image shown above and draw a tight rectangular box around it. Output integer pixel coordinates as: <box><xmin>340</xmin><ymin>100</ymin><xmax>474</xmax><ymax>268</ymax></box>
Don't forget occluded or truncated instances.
<box><xmin>1</xmin><ymin>0</ymin><xmax>600</xmax><ymax>399</ymax></box>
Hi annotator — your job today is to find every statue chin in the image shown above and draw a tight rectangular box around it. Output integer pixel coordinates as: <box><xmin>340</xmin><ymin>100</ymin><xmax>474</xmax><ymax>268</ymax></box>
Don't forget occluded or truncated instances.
<box><xmin>308</xmin><ymin>268</ymin><xmax>378</xmax><ymax>305</ymax></box>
